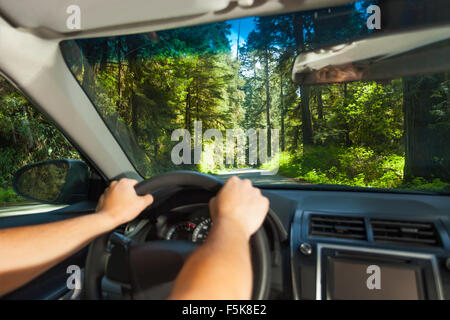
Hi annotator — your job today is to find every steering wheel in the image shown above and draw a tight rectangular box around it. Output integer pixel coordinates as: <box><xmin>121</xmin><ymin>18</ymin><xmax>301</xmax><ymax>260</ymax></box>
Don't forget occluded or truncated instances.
<box><xmin>84</xmin><ymin>171</ymin><xmax>271</xmax><ymax>300</ymax></box>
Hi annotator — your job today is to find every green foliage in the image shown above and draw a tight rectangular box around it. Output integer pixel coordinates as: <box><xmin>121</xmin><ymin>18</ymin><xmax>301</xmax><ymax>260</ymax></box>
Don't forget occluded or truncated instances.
<box><xmin>0</xmin><ymin>77</ymin><xmax>81</xmax><ymax>199</ymax></box>
<box><xmin>401</xmin><ymin>178</ymin><xmax>450</xmax><ymax>193</ymax></box>
<box><xmin>1</xmin><ymin>2</ymin><xmax>449</xmax><ymax>207</ymax></box>
<box><xmin>197</xmin><ymin>141</ymin><xmax>225</xmax><ymax>174</ymax></box>
<box><xmin>0</xmin><ymin>188</ymin><xmax>24</xmax><ymax>204</ymax></box>
<box><xmin>263</xmin><ymin>147</ymin><xmax>406</xmax><ymax>189</ymax></box>
<box><xmin>60</xmin><ymin>22</ymin><xmax>245</xmax><ymax>178</ymax></box>
<box><xmin>60</xmin><ymin>11</ymin><xmax>448</xmax><ymax>193</ymax></box>
<box><xmin>262</xmin><ymin>147</ymin><xmax>449</xmax><ymax>192</ymax></box>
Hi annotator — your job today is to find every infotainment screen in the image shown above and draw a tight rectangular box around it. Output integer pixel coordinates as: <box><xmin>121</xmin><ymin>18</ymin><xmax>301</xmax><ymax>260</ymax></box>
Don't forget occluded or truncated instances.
<box><xmin>327</xmin><ymin>258</ymin><xmax>422</xmax><ymax>300</ymax></box>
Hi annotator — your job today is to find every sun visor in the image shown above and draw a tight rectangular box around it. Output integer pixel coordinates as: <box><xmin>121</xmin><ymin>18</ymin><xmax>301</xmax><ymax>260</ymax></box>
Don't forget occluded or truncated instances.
<box><xmin>0</xmin><ymin>0</ymin><xmax>231</xmax><ymax>34</ymax></box>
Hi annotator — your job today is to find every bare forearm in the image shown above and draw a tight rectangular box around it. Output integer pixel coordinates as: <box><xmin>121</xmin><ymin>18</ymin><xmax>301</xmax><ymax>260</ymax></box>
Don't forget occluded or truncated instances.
<box><xmin>0</xmin><ymin>212</ymin><xmax>116</xmax><ymax>296</ymax></box>
<box><xmin>169</xmin><ymin>219</ymin><xmax>252</xmax><ymax>300</ymax></box>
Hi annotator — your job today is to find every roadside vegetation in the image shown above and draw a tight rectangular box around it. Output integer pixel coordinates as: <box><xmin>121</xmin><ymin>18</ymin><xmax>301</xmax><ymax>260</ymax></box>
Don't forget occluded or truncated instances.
<box><xmin>0</xmin><ymin>76</ymin><xmax>81</xmax><ymax>203</ymax></box>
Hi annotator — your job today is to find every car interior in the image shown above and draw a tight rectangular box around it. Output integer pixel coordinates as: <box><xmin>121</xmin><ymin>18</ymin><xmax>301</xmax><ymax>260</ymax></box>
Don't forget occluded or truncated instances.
<box><xmin>0</xmin><ymin>0</ymin><xmax>449</xmax><ymax>300</ymax></box>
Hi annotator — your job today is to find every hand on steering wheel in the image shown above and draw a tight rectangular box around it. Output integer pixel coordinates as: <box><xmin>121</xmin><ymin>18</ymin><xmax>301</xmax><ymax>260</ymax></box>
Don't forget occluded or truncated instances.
<box><xmin>84</xmin><ymin>171</ymin><xmax>271</xmax><ymax>300</ymax></box>
<box><xmin>95</xmin><ymin>178</ymin><xmax>154</xmax><ymax>227</ymax></box>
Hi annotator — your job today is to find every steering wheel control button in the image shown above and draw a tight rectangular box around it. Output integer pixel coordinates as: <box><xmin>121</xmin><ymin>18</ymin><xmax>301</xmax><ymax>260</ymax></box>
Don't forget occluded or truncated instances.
<box><xmin>299</xmin><ymin>242</ymin><xmax>313</xmax><ymax>256</ymax></box>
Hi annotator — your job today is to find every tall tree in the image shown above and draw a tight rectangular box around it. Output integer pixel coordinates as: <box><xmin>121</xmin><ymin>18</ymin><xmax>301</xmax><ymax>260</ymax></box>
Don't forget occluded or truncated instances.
<box><xmin>246</xmin><ymin>17</ymin><xmax>279</xmax><ymax>155</ymax></box>
<box><xmin>293</xmin><ymin>13</ymin><xmax>313</xmax><ymax>148</ymax></box>
<box><xmin>402</xmin><ymin>75</ymin><xmax>448</xmax><ymax>181</ymax></box>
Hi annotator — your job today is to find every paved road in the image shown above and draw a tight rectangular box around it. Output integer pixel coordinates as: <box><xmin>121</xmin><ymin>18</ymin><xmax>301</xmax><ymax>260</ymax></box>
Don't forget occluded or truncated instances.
<box><xmin>216</xmin><ymin>168</ymin><xmax>300</xmax><ymax>185</ymax></box>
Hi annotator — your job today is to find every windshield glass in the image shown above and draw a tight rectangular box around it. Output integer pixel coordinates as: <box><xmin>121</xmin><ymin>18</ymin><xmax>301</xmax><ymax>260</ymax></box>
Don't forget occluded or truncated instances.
<box><xmin>60</xmin><ymin>0</ymin><xmax>450</xmax><ymax>194</ymax></box>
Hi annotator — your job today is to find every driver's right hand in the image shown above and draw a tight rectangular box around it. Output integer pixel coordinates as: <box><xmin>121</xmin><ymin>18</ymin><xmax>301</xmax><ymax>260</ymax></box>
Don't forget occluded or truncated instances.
<box><xmin>208</xmin><ymin>176</ymin><xmax>270</xmax><ymax>240</ymax></box>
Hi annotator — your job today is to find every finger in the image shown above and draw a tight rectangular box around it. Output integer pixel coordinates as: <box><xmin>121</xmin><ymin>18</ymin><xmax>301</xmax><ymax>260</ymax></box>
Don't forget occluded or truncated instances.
<box><xmin>96</xmin><ymin>194</ymin><xmax>105</xmax><ymax>211</ymax></box>
<box><xmin>128</xmin><ymin>179</ymin><xmax>139</xmax><ymax>187</ymax></box>
<box><xmin>228</xmin><ymin>176</ymin><xmax>239</xmax><ymax>184</ymax></box>
<box><xmin>110</xmin><ymin>180</ymin><xmax>118</xmax><ymax>187</ymax></box>
<box><xmin>117</xmin><ymin>178</ymin><xmax>138</xmax><ymax>185</ymax></box>
<box><xmin>142</xmin><ymin>194</ymin><xmax>154</xmax><ymax>206</ymax></box>
<box><xmin>209</xmin><ymin>196</ymin><xmax>217</xmax><ymax>209</ymax></box>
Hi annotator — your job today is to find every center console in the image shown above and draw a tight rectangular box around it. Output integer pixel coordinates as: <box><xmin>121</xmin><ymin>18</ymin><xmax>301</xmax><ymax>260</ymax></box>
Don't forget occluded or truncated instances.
<box><xmin>289</xmin><ymin>207</ymin><xmax>449</xmax><ymax>300</ymax></box>
<box><xmin>316</xmin><ymin>244</ymin><xmax>443</xmax><ymax>300</ymax></box>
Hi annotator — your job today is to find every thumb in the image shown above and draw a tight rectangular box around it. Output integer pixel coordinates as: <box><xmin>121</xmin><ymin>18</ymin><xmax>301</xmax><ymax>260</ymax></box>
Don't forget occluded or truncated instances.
<box><xmin>209</xmin><ymin>196</ymin><xmax>216</xmax><ymax>208</ymax></box>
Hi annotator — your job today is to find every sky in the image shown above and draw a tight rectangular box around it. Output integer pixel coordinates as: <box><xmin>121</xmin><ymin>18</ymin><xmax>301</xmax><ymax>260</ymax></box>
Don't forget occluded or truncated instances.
<box><xmin>227</xmin><ymin>17</ymin><xmax>256</xmax><ymax>58</ymax></box>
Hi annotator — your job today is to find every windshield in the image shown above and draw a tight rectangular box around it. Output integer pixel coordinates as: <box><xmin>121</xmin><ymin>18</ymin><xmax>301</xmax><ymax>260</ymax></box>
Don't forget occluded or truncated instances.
<box><xmin>60</xmin><ymin>0</ymin><xmax>450</xmax><ymax>194</ymax></box>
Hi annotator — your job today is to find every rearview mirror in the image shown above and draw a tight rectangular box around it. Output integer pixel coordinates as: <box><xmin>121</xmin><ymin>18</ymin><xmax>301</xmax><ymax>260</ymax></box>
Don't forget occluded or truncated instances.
<box><xmin>292</xmin><ymin>25</ymin><xmax>450</xmax><ymax>85</ymax></box>
<box><xmin>13</xmin><ymin>159</ymin><xmax>90</xmax><ymax>205</ymax></box>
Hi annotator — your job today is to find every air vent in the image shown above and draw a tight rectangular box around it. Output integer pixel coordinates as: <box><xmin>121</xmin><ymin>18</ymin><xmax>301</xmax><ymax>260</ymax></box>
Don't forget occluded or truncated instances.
<box><xmin>371</xmin><ymin>219</ymin><xmax>441</xmax><ymax>247</ymax></box>
<box><xmin>309</xmin><ymin>214</ymin><xmax>367</xmax><ymax>240</ymax></box>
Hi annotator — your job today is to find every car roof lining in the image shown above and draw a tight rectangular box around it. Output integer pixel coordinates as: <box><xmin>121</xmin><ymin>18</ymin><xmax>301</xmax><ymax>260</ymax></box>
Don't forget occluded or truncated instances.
<box><xmin>0</xmin><ymin>0</ymin><xmax>353</xmax><ymax>40</ymax></box>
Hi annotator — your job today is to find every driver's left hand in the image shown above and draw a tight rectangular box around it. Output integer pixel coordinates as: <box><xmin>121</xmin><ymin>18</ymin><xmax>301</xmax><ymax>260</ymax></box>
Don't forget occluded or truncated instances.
<box><xmin>96</xmin><ymin>178</ymin><xmax>154</xmax><ymax>227</ymax></box>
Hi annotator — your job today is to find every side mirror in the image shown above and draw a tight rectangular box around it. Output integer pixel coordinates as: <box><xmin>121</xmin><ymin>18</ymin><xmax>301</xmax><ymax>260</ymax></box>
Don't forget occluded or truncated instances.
<box><xmin>13</xmin><ymin>159</ymin><xmax>90</xmax><ymax>205</ymax></box>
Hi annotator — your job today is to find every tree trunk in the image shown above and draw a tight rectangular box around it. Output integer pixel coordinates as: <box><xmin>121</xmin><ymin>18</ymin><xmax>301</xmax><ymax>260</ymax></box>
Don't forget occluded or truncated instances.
<box><xmin>116</xmin><ymin>39</ymin><xmax>122</xmax><ymax>110</ymax></box>
<box><xmin>300</xmin><ymin>85</ymin><xmax>313</xmax><ymax>146</ymax></box>
<box><xmin>402</xmin><ymin>75</ymin><xmax>443</xmax><ymax>181</ymax></box>
<box><xmin>317</xmin><ymin>86</ymin><xmax>324</xmax><ymax>120</ymax></box>
<box><xmin>264</xmin><ymin>48</ymin><xmax>272</xmax><ymax>155</ymax></box>
<box><xmin>196</xmin><ymin>84</ymin><xmax>200</xmax><ymax>121</ymax></box>
<box><xmin>236</xmin><ymin>20</ymin><xmax>241</xmax><ymax>61</ymax></box>
<box><xmin>185</xmin><ymin>88</ymin><xmax>191</xmax><ymax>132</ymax></box>
<box><xmin>343</xmin><ymin>83</ymin><xmax>351</xmax><ymax>147</ymax></box>
<box><xmin>128</xmin><ymin>50</ymin><xmax>139</xmax><ymax>136</ymax></box>
<box><xmin>81</xmin><ymin>42</ymin><xmax>96</xmax><ymax>98</ymax></box>
<box><xmin>280</xmin><ymin>74</ymin><xmax>285</xmax><ymax>152</ymax></box>
<box><xmin>100</xmin><ymin>39</ymin><xmax>109</xmax><ymax>72</ymax></box>
<box><xmin>131</xmin><ymin>91</ymin><xmax>138</xmax><ymax>136</ymax></box>
<box><xmin>293</xmin><ymin>12</ymin><xmax>313</xmax><ymax>148</ymax></box>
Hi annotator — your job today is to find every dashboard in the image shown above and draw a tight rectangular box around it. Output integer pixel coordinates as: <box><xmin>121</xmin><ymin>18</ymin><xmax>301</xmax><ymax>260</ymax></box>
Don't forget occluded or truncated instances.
<box><xmin>270</xmin><ymin>188</ymin><xmax>450</xmax><ymax>300</ymax></box>
<box><xmin>149</xmin><ymin>204</ymin><xmax>211</xmax><ymax>243</ymax></box>
<box><xmin>119</xmin><ymin>188</ymin><xmax>218</xmax><ymax>246</ymax></box>
<box><xmin>2</xmin><ymin>185</ymin><xmax>448</xmax><ymax>300</ymax></box>
<box><xmin>117</xmin><ymin>187</ymin><xmax>450</xmax><ymax>300</ymax></box>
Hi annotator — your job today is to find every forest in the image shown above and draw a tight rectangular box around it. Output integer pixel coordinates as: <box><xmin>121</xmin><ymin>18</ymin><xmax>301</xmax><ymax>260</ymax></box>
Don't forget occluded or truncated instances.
<box><xmin>0</xmin><ymin>2</ymin><xmax>449</xmax><ymax>204</ymax></box>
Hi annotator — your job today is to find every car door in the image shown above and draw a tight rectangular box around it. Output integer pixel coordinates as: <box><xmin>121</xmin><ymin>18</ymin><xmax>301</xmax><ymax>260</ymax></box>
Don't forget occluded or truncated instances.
<box><xmin>0</xmin><ymin>74</ymin><xmax>102</xmax><ymax>299</ymax></box>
